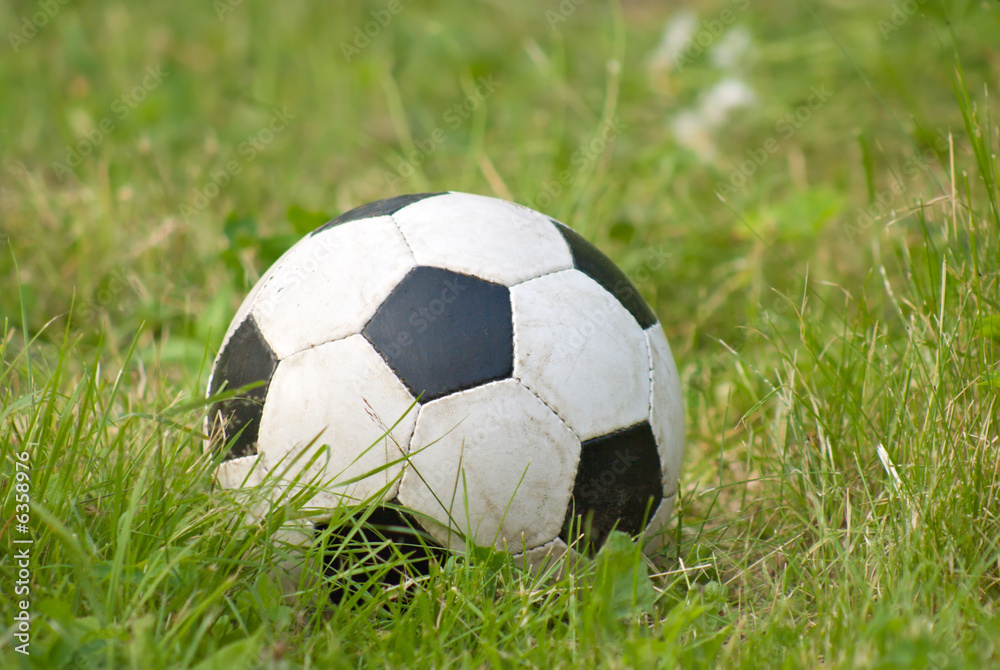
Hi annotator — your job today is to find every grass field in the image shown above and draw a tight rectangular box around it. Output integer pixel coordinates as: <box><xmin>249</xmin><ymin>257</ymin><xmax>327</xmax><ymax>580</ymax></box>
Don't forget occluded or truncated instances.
<box><xmin>2</xmin><ymin>0</ymin><xmax>1000</xmax><ymax>667</ymax></box>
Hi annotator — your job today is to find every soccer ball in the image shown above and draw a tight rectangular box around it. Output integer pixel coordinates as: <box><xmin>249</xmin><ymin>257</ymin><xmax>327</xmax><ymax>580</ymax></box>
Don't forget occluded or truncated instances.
<box><xmin>206</xmin><ymin>192</ymin><xmax>684</xmax><ymax>571</ymax></box>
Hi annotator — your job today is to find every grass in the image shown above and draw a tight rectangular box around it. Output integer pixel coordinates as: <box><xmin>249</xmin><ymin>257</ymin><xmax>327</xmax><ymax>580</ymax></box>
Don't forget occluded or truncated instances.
<box><xmin>2</xmin><ymin>0</ymin><xmax>1000</xmax><ymax>667</ymax></box>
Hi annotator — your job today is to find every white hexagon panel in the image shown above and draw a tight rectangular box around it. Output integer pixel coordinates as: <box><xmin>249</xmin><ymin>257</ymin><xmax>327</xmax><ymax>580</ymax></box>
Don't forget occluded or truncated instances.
<box><xmin>256</xmin><ymin>334</ymin><xmax>418</xmax><ymax>509</ymax></box>
<box><xmin>511</xmin><ymin>269</ymin><xmax>651</xmax><ymax>441</ymax></box>
<box><xmin>393</xmin><ymin>192</ymin><xmax>574</xmax><ymax>286</ymax></box>
<box><xmin>398</xmin><ymin>379</ymin><xmax>580</xmax><ymax>553</ymax></box>
<box><xmin>251</xmin><ymin>216</ymin><xmax>415</xmax><ymax>360</ymax></box>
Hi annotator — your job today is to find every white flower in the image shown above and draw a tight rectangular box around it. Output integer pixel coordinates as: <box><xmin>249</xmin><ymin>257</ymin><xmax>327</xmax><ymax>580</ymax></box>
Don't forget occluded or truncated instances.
<box><xmin>701</xmin><ymin>78</ymin><xmax>757</xmax><ymax>127</ymax></box>
<box><xmin>648</xmin><ymin>10</ymin><xmax>698</xmax><ymax>74</ymax></box>
<box><xmin>671</xmin><ymin>109</ymin><xmax>718</xmax><ymax>162</ymax></box>
<box><xmin>709</xmin><ymin>26</ymin><xmax>753</xmax><ymax>70</ymax></box>
<box><xmin>672</xmin><ymin>78</ymin><xmax>757</xmax><ymax>162</ymax></box>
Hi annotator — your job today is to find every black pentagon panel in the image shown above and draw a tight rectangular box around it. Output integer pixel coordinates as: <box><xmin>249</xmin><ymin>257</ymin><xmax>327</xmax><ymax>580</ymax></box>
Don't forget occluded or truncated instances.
<box><xmin>310</xmin><ymin>192</ymin><xmax>447</xmax><ymax>236</ymax></box>
<box><xmin>560</xmin><ymin>421</ymin><xmax>663</xmax><ymax>552</ymax></box>
<box><xmin>363</xmin><ymin>266</ymin><xmax>513</xmax><ymax>401</ymax></box>
<box><xmin>207</xmin><ymin>315</ymin><xmax>278</xmax><ymax>461</ymax></box>
<box><xmin>315</xmin><ymin>499</ymin><xmax>446</xmax><ymax>603</ymax></box>
<box><xmin>551</xmin><ymin>220</ymin><xmax>658</xmax><ymax>329</ymax></box>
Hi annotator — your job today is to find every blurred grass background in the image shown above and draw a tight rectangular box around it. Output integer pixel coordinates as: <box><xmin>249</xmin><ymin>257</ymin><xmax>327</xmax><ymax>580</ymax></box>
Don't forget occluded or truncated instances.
<box><xmin>2</xmin><ymin>0</ymin><xmax>1000</xmax><ymax>667</ymax></box>
<box><xmin>3</xmin><ymin>0</ymin><xmax>990</xmax><ymax>371</ymax></box>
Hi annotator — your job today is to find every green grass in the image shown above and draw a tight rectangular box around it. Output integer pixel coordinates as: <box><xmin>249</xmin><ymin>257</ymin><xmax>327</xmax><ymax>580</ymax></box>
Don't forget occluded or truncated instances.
<box><xmin>2</xmin><ymin>0</ymin><xmax>1000</xmax><ymax>667</ymax></box>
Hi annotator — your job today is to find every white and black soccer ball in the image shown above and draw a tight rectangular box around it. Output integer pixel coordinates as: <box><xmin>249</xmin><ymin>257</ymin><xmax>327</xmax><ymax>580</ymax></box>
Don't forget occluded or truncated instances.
<box><xmin>206</xmin><ymin>191</ymin><xmax>684</xmax><ymax>569</ymax></box>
